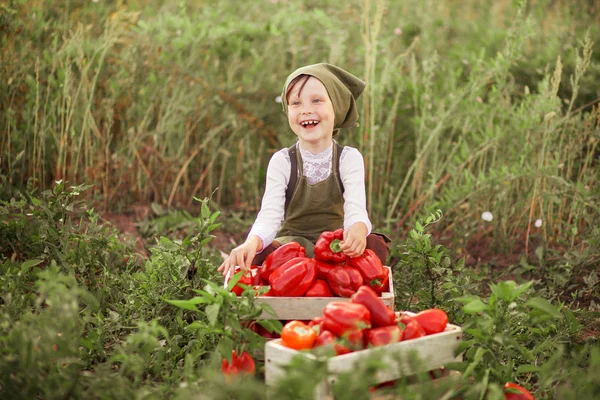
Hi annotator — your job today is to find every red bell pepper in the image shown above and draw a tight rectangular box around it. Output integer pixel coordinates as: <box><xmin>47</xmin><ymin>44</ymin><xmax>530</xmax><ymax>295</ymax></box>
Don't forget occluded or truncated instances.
<box><xmin>348</xmin><ymin>249</ymin><xmax>387</xmax><ymax>289</ymax></box>
<box><xmin>322</xmin><ymin>302</ymin><xmax>371</xmax><ymax>337</ymax></box>
<box><xmin>314</xmin><ymin>229</ymin><xmax>348</xmax><ymax>263</ymax></box>
<box><xmin>314</xmin><ymin>259</ymin><xmax>339</xmax><ymax>281</ymax></box>
<box><xmin>339</xmin><ymin>328</ymin><xmax>365</xmax><ymax>352</ymax></box>
<box><xmin>313</xmin><ymin>330</ymin><xmax>336</xmax><ymax>348</ymax></box>
<box><xmin>221</xmin><ymin>350</ymin><xmax>256</xmax><ymax>383</ymax></box>
<box><xmin>351</xmin><ymin>286</ymin><xmax>397</xmax><ymax>328</ymax></box>
<box><xmin>230</xmin><ymin>269</ymin><xmax>254</xmax><ymax>296</ymax></box>
<box><xmin>504</xmin><ymin>382</ymin><xmax>535</xmax><ymax>400</ymax></box>
<box><xmin>260</xmin><ymin>242</ymin><xmax>306</xmax><ymax>281</ymax></box>
<box><xmin>399</xmin><ymin>313</ymin><xmax>426</xmax><ymax>340</ymax></box>
<box><xmin>308</xmin><ymin>316</ymin><xmax>325</xmax><ymax>334</ymax></box>
<box><xmin>370</xmin><ymin>269</ymin><xmax>389</xmax><ymax>295</ymax></box>
<box><xmin>268</xmin><ymin>257</ymin><xmax>316</xmax><ymax>297</ymax></box>
<box><xmin>365</xmin><ymin>325</ymin><xmax>403</xmax><ymax>347</ymax></box>
<box><xmin>313</xmin><ymin>330</ymin><xmax>354</xmax><ymax>356</ymax></box>
<box><xmin>305</xmin><ymin>279</ymin><xmax>334</xmax><ymax>297</ymax></box>
<box><xmin>413</xmin><ymin>309</ymin><xmax>448</xmax><ymax>335</ymax></box>
<box><xmin>281</xmin><ymin>320</ymin><xmax>317</xmax><ymax>350</ymax></box>
<box><xmin>327</xmin><ymin>266</ymin><xmax>363</xmax><ymax>297</ymax></box>
<box><xmin>256</xmin><ymin>323</ymin><xmax>280</xmax><ymax>339</ymax></box>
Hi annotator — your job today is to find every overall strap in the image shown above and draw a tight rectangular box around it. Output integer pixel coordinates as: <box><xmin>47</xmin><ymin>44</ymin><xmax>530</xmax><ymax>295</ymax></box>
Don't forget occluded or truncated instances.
<box><xmin>333</xmin><ymin>141</ymin><xmax>345</xmax><ymax>195</ymax></box>
<box><xmin>285</xmin><ymin>144</ymin><xmax>298</xmax><ymax>213</ymax></box>
<box><xmin>284</xmin><ymin>142</ymin><xmax>345</xmax><ymax>213</ymax></box>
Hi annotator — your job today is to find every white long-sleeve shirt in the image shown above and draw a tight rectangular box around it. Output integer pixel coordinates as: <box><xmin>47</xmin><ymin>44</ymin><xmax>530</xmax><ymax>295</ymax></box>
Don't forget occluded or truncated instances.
<box><xmin>248</xmin><ymin>143</ymin><xmax>372</xmax><ymax>251</ymax></box>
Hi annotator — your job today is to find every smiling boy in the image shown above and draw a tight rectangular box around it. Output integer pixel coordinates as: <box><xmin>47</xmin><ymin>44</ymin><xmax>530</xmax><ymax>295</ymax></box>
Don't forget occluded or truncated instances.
<box><xmin>219</xmin><ymin>63</ymin><xmax>389</xmax><ymax>276</ymax></box>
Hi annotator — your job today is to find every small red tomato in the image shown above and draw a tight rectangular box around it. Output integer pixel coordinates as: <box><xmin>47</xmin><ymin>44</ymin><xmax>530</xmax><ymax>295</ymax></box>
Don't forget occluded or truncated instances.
<box><xmin>504</xmin><ymin>382</ymin><xmax>535</xmax><ymax>400</ymax></box>
<box><xmin>281</xmin><ymin>320</ymin><xmax>317</xmax><ymax>350</ymax></box>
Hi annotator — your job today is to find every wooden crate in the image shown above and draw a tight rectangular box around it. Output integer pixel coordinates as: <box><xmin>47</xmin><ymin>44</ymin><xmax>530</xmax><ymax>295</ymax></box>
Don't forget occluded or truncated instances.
<box><xmin>264</xmin><ymin>315</ymin><xmax>462</xmax><ymax>399</ymax></box>
<box><xmin>255</xmin><ymin>266</ymin><xmax>394</xmax><ymax>320</ymax></box>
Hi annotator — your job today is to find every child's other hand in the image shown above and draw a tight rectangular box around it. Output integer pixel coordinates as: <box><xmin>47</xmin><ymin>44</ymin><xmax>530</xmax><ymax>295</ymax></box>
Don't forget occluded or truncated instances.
<box><xmin>218</xmin><ymin>236</ymin><xmax>263</xmax><ymax>276</ymax></box>
<box><xmin>339</xmin><ymin>222</ymin><xmax>368</xmax><ymax>258</ymax></box>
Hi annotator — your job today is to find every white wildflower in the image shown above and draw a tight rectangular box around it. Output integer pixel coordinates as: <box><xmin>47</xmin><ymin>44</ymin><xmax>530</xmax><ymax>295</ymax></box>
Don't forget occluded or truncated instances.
<box><xmin>481</xmin><ymin>211</ymin><xmax>493</xmax><ymax>222</ymax></box>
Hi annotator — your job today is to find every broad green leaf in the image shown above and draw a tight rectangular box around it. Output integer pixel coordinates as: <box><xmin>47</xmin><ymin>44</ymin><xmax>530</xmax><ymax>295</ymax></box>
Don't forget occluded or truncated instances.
<box><xmin>227</xmin><ymin>271</ymin><xmax>243</xmax><ymax>291</ymax></box>
<box><xmin>258</xmin><ymin>319</ymin><xmax>283</xmax><ymax>333</ymax></box>
<box><xmin>205</xmin><ymin>304</ymin><xmax>220</xmax><ymax>326</ymax></box>
<box><xmin>186</xmin><ymin>321</ymin><xmax>205</xmax><ymax>330</ymax></box>
<box><xmin>454</xmin><ymin>295</ymin><xmax>481</xmax><ymax>304</ymax></box>
<box><xmin>199</xmin><ymin>237</ymin><xmax>213</xmax><ymax>246</ymax></box>
<box><xmin>463</xmin><ymin>299</ymin><xmax>489</xmax><ymax>314</ymax></box>
<box><xmin>492</xmin><ymin>280</ymin><xmax>517</xmax><ymax>302</ymax></box>
<box><xmin>165</xmin><ymin>299</ymin><xmax>199</xmax><ymax>311</ymax></box>
<box><xmin>218</xmin><ymin>337</ymin><xmax>233</xmax><ymax>361</ymax></box>
<box><xmin>478</xmin><ymin>368</ymin><xmax>490</xmax><ymax>400</ymax></box>
<box><xmin>456</xmin><ymin>339</ymin><xmax>474</xmax><ymax>354</ymax></box>
<box><xmin>21</xmin><ymin>259</ymin><xmax>43</xmax><ymax>273</ymax></box>
<box><xmin>516</xmin><ymin>364</ymin><xmax>541</xmax><ymax>373</ymax></box>
<box><xmin>525</xmin><ymin>297</ymin><xmax>562</xmax><ymax>319</ymax></box>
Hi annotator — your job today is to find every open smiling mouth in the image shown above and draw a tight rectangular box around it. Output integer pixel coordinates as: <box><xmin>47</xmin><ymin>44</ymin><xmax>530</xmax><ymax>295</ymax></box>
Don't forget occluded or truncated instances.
<box><xmin>300</xmin><ymin>120</ymin><xmax>320</xmax><ymax>128</ymax></box>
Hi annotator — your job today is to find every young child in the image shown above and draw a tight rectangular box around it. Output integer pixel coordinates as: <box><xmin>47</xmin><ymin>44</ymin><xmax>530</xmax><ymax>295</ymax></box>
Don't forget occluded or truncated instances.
<box><xmin>219</xmin><ymin>63</ymin><xmax>389</xmax><ymax>276</ymax></box>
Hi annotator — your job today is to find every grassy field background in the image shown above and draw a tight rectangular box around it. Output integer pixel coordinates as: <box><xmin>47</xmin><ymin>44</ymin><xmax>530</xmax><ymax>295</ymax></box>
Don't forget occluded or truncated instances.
<box><xmin>1</xmin><ymin>1</ymin><xmax>599</xmax><ymax>398</ymax></box>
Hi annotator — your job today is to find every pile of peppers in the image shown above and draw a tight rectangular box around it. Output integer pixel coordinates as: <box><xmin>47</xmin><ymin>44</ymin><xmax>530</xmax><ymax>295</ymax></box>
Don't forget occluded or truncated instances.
<box><xmin>229</xmin><ymin>230</ymin><xmax>391</xmax><ymax>298</ymax></box>
<box><xmin>279</xmin><ymin>286</ymin><xmax>450</xmax><ymax>356</ymax></box>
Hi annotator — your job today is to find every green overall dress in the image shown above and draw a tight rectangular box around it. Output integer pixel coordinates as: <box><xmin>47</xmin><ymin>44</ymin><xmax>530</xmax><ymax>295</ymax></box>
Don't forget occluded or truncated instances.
<box><xmin>275</xmin><ymin>142</ymin><xmax>344</xmax><ymax>257</ymax></box>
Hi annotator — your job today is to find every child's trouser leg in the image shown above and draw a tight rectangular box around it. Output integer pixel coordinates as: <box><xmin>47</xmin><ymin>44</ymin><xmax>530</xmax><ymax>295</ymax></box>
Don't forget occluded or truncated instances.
<box><xmin>366</xmin><ymin>233</ymin><xmax>391</xmax><ymax>265</ymax></box>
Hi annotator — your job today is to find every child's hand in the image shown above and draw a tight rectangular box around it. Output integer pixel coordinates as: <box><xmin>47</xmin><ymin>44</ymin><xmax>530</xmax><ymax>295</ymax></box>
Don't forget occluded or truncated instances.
<box><xmin>339</xmin><ymin>222</ymin><xmax>368</xmax><ymax>258</ymax></box>
<box><xmin>218</xmin><ymin>236</ymin><xmax>263</xmax><ymax>276</ymax></box>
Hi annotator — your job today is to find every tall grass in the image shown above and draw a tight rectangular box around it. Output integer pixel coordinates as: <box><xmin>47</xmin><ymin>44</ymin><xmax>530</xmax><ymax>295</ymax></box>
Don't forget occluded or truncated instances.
<box><xmin>1</xmin><ymin>0</ymin><xmax>599</xmax><ymax>250</ymax></box>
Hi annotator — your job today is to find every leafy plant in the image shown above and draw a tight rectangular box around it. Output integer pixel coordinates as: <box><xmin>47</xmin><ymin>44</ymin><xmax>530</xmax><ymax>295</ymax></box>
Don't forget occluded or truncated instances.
<box><xmin>166</xmin><ymin>276</ymin><xmax>282</xmax><ymax>365</ymax></box>
<box><xmin>392</xmin><ymin>210</ymin><xmax>481</xmax><ymax>319</ymax></box>
<box><xmin>452</xmin><ymin>280</ymin><xmax>573</xmax><ymax>398</ymax></box>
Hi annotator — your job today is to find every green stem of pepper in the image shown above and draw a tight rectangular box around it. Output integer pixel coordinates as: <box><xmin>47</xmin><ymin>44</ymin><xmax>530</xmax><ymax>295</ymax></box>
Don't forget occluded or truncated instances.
<box><xmin>329</xmin><ymin>239</ymin><xmax>342</xmax><ymax>253</ymax></box>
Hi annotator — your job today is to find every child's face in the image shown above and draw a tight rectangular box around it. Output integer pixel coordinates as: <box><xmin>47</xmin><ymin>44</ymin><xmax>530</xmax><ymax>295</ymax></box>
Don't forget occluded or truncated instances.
<box><xmin>287</xmin><ymin>77</ymin><xmax>335</xmax><ymax>151</ymax></box>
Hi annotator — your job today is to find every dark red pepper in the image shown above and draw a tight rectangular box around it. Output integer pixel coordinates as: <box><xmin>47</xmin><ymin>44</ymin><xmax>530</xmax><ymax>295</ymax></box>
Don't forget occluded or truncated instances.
<box><xmin>308</xmin><ymin>316</ymin><xmax>325</xmax><ymax>334</ymax></box>
<box><xmin>348</xmin><ymin>249</ymin><xmax>387</xmax><ymax>289</ymax></box>
<box><xmin>230</xmin><ymin>268</ymin><xmax>255</xmax><ymax>296</ymax></box>
<box><xmin>399</xmin><ymin>313</ymin><xmax>426</xmax><ymax>340</ymax></box>
<box><xmin>413</xmin><ymin>309</ymin><xmax>448</xmax><ymax>335</ymax></box>
<box><xmin>305</xmin><ymin>279</ymin><xmax>334</xmax><ymax>297</ymax></box>
<box><xmin>221</xmin><ymin>350</ymin><xmax>256</xmax><ymax>383</ymax></box>
<box><xmin>327</xmin><ymin>266</ymin><xmax>363</xmax><ymax>297</ymax></box>
<box><xmin>365</xmin><ymin>325</ymin><xmax>403</xmax><ymax>347</ymax></box>
<box><xmin>314</xmin><ymin>259</ymin><xmax>339</xmax><ymax>281</ymax></box>
<box><xmin>504</xmin><ymin>382</ymin><xmax>535</xmax><ymax>400</ymax></box>
<box><xmin>268</xmin><ymin>257</ymin><xmax>316</xmax><ymax>297</ymax></box>
<box><xmin>370</xmin><ymin>269</ymin><xmax>389</xmax><ymax>295</ymax></box>
<box><xmin>314</xmin><ymin>229</ymin><xmax>348</xmax><ymax>263</ymax></box>
<box><xmin>351</xmin><ymin>286</ymin><xmax>397</xmax><ymax>327</ymax></box>
<box><xmin>339</xmin><ymin>328</ymin><xmax>365</xmax><ymax>352</ymax></box>
<box><xmin>313</xmin><ymin>330</ymin><xmax>336</xmax><ymax>348</ymax></box>
<box><xmin>260</xmin><ymin>242</ymin><xmax>306</xmax><ymax>281</ymax></box>
<box><xmin>256</xmin><ymin>323</ymin><xmax>280</xmax><ymax>339</ymax></box>
<box><xmin>322</xmin><ymin>302</ymin><xmax>371</xmax><ymax>337</ymax></box>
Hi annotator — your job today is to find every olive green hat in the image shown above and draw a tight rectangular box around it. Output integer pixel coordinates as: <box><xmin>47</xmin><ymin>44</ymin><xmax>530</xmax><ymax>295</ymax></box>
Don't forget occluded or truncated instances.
<box><xmin>282</xmin><ymin>63</ymin><xmax>366</xmax><ymax>135</ymax></box>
